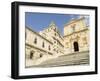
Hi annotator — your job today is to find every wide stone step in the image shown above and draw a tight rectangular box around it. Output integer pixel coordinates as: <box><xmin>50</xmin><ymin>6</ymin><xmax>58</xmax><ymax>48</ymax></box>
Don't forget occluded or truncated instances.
<box><xmin>31</xmin><ymin>51</ymin><xmax>89</xmax><ymax>67</ymax></box>
<box><xmin>40</xmin><ymin>55</ymin><xmax>89</xmax><ymax>65</ymax></box>
<box><xmin>34</xmin><ymin>58</ymin><xmax>89</xmax><ymax>67</ymax></box>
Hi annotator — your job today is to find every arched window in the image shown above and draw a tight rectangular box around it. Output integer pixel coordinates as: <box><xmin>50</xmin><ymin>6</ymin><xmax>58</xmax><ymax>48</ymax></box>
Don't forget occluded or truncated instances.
<box><xmin>40</xmin><ymin>54</ymin><xmax>43</xmax><ymax>58</ymax></box>
<box><xmin>30</xmin><ymin>51</ymin><xmax>34</xmax><ymax>59</ymax></box>
<box><xmin>34</xmin><ymin>37</ymin><xmax>37</xmax><ymax>44</ymax></box>
<box><xmin>42</xmin><ymin>42</ymin><xmax>45</xmax><ymax>48</ymax></box>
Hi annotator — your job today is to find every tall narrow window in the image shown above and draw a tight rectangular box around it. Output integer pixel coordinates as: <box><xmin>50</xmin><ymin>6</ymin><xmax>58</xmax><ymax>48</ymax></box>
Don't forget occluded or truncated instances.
<box><xmin>48</xmin><ymin>45</ymin><xmax>51</xmax><ymax>50</ymax></box>
<box><xmin>71</xmin><ymin>24</ymin><xmax>76</xmax><ymax>32</ymax></box>
<box><xmin>34</xmin><ymin>37</ymin><xmax>37</xmax><ymax>44</ymax></box>
<box><xmin>55</xmin><ymin>33</ymin><xmax>56</xmax><ymax>36</ymax></box>
<box><xmin>30</xmin><ymin>51</ymin><xmax>34</xmax><ymax>59</ymax></box>
<box><xmin>42</xmin><ymin>42</ymin><xmax>45</xmax><ymax>48</ymax></box>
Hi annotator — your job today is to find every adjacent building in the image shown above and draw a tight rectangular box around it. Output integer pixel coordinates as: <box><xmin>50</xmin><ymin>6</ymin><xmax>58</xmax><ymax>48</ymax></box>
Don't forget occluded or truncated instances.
<box><xmin>25</xmin><ymin>27</ymin><xmax>53</xmax><ymax>60</ymax></box>
<box><xmin>39</xmin><ymin>21</ymin><xmax>64</xmax><ymax>56</ymax></box>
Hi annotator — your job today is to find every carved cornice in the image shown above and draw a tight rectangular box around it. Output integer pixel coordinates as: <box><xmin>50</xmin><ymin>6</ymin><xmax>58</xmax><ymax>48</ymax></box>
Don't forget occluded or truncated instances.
<box><xmin>64</xmin><ymin>28</ymin><xmax>89</xmax><ymax>38</ymax></box>
<box><xmin>26</xmin><ymin>43</ymin><xmax>53</xmax><ymax>55</ymax></box>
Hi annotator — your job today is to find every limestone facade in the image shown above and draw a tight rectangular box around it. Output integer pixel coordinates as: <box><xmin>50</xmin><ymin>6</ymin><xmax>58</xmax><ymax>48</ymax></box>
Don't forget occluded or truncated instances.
<box><xmin>64</xmin><ymin>17</ymin><xmax>89</xmax><ymax>54</ymax></box>
<box><xmin>39</xmin><ymin>22</ymin><xmax>64</xmax><ymax>56</ymax></box>
<box><xmin>25</xmin><ymin>27</ymin><xmax>53</xmax><ymax>60</ymax></box>
<box><xmin>25</xmin><ymin>17</ymin><xmax>89</xmax><ymax>66</ymax></box>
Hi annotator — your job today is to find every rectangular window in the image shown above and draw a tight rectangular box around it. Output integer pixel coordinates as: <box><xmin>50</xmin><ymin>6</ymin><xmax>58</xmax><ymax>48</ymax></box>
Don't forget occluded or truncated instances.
<box><xmin>42</xmin><ymin>42</ymin><xmax>45</xmax><ymax>48</ymax></box>
<box><xmin>34</xmin><ymin>38</ymin><xmax>37</xmax><ymax>44</ymax></box>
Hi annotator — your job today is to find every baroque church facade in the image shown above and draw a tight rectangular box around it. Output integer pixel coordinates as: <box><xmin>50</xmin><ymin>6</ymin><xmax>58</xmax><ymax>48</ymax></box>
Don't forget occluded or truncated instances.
<box><xmin>25</xmin><ymin>17</ymin><xmax>89</xmax><ymax>67</ymax></box>
<box><xmin>64</xmin><ymin>17</ymin><xmax>89</xmax><ymax>54</ymax></box>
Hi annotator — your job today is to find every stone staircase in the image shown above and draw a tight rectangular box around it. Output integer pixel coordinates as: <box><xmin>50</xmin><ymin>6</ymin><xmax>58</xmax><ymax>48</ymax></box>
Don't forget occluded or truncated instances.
<box><xmin>32</xmin><ymin>51</ymin><xmax>89</xmax><ymax>67</ymax></box>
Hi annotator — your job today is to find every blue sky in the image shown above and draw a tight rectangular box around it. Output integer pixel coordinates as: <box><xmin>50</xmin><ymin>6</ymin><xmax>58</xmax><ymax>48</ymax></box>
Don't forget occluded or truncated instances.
<box><xmin>25</xmin><ymin>12</ymin><xmax>89</xmax><ymax>35</ymax></box>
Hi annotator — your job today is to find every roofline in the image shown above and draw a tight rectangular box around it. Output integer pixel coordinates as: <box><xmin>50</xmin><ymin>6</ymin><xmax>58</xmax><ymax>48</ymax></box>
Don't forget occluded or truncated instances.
<box><xmin>64</xmin><ymin>17</ymin><xmax>85</xmax><ymax>27</ymax></box>
<box><xmin>26</xmin><ymin>26</ymin><xmax>53</xmax><ymax>44</ymax></box>
<box><xmin>63</xmin><ymin>27</ymin><xmax>89</xmax><ymax>38</ymax></box>
<box><xmin>40</xmin><ymin>23</ymin><xmax>64</xmax><ymax>40</ymax></box>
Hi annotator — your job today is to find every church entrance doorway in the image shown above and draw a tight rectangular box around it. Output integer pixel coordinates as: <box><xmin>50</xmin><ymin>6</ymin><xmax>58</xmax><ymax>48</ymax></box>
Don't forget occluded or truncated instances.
<box><xmin>73</xmin><ymin>41</ymin><xmax>79</xmax><ymax>52</ymax></box>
